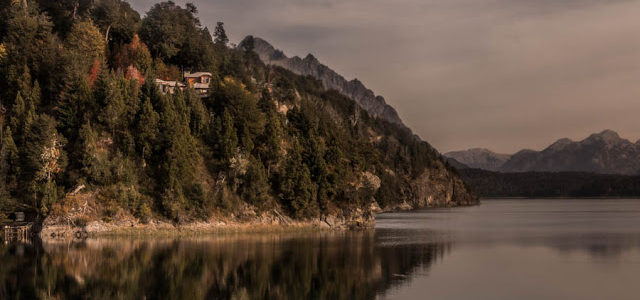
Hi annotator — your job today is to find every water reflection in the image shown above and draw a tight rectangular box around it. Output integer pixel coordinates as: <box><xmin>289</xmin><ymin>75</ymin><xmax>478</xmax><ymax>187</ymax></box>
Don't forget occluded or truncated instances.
<box><xmin>4</xmin><ymin>199</ymin><xmax>640</xmax><ymax>299</ymax></box>
<box><xmin>0</xmin><ymin>231</ymin><xmax>450</xmax><ymax>299</ymax></box>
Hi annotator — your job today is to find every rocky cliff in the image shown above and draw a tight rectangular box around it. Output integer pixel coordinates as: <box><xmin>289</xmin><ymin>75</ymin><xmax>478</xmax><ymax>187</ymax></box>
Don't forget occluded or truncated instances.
<box><xmin>240</xmin><ymin>36</ymin><xmax>405</xmax><ymax>127</ymax></box>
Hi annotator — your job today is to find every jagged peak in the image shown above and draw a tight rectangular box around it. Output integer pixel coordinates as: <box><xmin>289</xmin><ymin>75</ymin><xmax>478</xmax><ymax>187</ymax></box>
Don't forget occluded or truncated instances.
<box><xmin>303</xmin><ymin>53</ymin><xmax>318</xmax><ymax>62</ymax></box>
<box><xmin>245</xmin><ymin>35</ymin><xmax>406</xmax><ymax>126</ymax></box>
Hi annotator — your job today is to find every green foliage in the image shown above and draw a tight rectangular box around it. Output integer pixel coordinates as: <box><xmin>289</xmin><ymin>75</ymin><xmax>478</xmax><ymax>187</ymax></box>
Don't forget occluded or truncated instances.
<box><xmin>241</xmin><ymin>157</ymin><xmax>271</xmax><ymax>210</ymax></box>
<box><xmin>0</xmin><ymin>0</ymin><xmax>469</xmax><ymax>222</ymax></box>
<box><xmin>0</xmin><ymin>127</ymin><xmax>19</xmax><ymax>194</ymax></box>
<box><xmin>278</xmin><ymin>141</ymin><xmax>319</xmax><ymax>219</ymax></box>
<box><xmin>35</xmin><ymin>0</ymin><xmax>93</xmax><ymax>35</ymax></box>
<box><xmin>139</xmin><ymin>1</ymin><xmax>215</xmax><ymax>70</ymax></box>
<box><xmin>213</xmin><ymin>22</ymin><xmax>228</xmax><ymax>46</ymax></box>
<box><xmin>136</xmin><ymin>98</ymin><xmax>160</xmax><ymax>160</ymax></box>
<box><xmin>0</xmin><ymin>2</ymin><xmax>62</xmax><ymax>106</ymax></box>
<box><xmin>460</xmin><ymin>168</ymin><xmax>640</xmax><ymax>198</ymax></box>
<box><xmin>212</xmin><ymin>110</ymin><xmax>238</xmax><ymax>165</ymax></box>
<box><xmin>64</xmin><ymin>18</ymin><xmax>106</xmax><ymax>65</ymax></box>
<box><xmin>92</xmin><ymin>0</ymin><xmax>141</xmax><ymax>46</ymax></box>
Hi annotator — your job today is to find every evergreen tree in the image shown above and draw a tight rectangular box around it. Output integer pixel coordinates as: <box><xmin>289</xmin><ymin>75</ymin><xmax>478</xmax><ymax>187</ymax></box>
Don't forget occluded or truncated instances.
<box><xmin>216</xmin><ymin>110</ymin><xmax>238</xmax><ymax>164</ymax></box>
<box><xmin>241</xmin><ymin>157</ymin><xmax>271</xmax><ymax>210</ymax></box>
<box><xmin>136</xmin><ymin>97</ymin><xmax>160</xmax><ymax>162</ymax></box>
<box><xmin>92</xmin><ymin>0</ymin><xmax>141</xmax><ymax>46</ymax></box>
<box><xmin>279</xmin><ymin>140</ymin><xmax>318</xmax><ymax>218</ymax></box>
<box><xmin>0</xmin><ymin>127</ymin><xmax>19</xmax><ymax>194</ymax></box>
<box><xmin>22</xmin><ymin>114</ymin><xmax>65</xmax><ymax>214</ymax></box>
<box><xmin>214</xmin><ymin>22</ymin><xmax>228</xmax><ymax>46</ymax></box>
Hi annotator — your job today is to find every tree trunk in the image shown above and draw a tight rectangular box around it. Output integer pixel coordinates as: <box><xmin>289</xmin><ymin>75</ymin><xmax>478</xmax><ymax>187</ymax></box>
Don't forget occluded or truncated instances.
<box><xmin>105</xmin><ymin>24</ymin><xmax>111</xmax><ymax>43</ymax></box>
<box><xmin>72</xmin><ymin>1</ymin><xmax>79</xmax><ymax>21</ymax></box>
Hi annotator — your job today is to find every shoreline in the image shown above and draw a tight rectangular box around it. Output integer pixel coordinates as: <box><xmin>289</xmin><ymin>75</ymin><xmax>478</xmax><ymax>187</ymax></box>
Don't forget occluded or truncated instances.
<box><xmin>30</xmin><ymin>200</ymin><xmax>480</xmax><ymax>241</ymax></box>
<box><xmin>37</xmin><ymin>216</ymin><xmax>374</xmax><ymax>241</ymax></box>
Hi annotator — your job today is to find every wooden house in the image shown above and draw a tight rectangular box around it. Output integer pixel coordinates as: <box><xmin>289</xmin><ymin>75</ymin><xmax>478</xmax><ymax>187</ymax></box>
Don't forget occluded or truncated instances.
<box><xmin>155</xmin><ymin>79</ymin><xmax>186</xmax><ymax>95</ymax></box>
<box><xmin>184</xmin><ymin>72</ymin><xmax>212</xmax><ymax>97</ymax></box>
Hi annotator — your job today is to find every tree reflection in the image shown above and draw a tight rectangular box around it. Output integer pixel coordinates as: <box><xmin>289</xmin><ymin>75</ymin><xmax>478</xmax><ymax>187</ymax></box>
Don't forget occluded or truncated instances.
<box><xmin>0</xmin><ymin>232</ymin><xmax>450</xmax><ymax>299</ymax></box>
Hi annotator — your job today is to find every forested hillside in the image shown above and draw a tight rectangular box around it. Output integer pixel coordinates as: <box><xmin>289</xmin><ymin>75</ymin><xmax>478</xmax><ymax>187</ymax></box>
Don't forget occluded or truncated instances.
<box><xmin>0</xmin><ymin>1</ymin><xmax>476</xmax><ymax>227</ymax></box>
<box><xmin>460</xmin><ymin>169</ymin><xmax>640</xmax><ymax>198</ymax></box>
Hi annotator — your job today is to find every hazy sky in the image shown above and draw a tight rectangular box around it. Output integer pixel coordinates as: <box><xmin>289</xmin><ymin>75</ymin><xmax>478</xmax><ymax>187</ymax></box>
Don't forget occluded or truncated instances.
<box><xmin>129</xmin><ymin>0</ymin><xmax>640</xmax><ymax>153</ymax></box>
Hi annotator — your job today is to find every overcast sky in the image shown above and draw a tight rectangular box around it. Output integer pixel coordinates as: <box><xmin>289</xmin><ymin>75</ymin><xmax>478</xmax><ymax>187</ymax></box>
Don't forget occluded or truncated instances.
<box><xmin>129</xmin><ymin>0</ymin><xmax>640</xmax><ymax>153</ymax></box>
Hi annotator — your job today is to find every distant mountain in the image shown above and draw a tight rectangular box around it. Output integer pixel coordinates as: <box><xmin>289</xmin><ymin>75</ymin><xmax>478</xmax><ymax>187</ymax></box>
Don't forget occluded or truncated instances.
<box><xmin>239</xmin><ymin>36</ymin><xmax>405</xmax><ymax>127</ymax></box>
<box><xmin>445</xmin><ymin>157</ymin><xmax>470</xmax><ymax>170</ymax></box>
<box><xmin>446</xmin><ymin>130</ymin><xmax>640</xmax><ymax>175</ymax></box>
<box><xmin>500</xmin><ymin>130</ymin><xmax>640</xmax><ymax>174</ymax></box>
<box><xmin>444</xmin><ymin>148</ymin><xmax>511</xmax><ymax>172</ymax></box>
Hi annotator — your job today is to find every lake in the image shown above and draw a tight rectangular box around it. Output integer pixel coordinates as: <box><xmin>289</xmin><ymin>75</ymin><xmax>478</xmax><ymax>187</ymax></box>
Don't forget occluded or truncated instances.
<box><xmin>2</xmin><ymin>199</ymin><xmax>640</xmax><ymax>299</ymax></box>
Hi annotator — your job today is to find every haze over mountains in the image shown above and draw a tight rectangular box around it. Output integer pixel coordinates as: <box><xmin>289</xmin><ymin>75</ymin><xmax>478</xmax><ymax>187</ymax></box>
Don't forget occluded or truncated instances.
<box><xmin>445</xmin><ymin>148</ymin><xmax>510</xmax><ymax>171</ymax></box>
<box><xmin>446</xmin><ymin>130</ymin><xmax>640</xmax><ymax>175</ymax></box>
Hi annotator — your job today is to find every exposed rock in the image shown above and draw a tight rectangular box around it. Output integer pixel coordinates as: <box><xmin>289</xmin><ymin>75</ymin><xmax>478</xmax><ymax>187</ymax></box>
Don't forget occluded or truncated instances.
<box><xmin>408</xmin><ymin>161</ymin><xmax>477</xmax><ymax>208</ymax></box>
<box><xmin>240</xmin><ymin>36</ymin><xmax>406</xmax><ymax>128</ymax></box>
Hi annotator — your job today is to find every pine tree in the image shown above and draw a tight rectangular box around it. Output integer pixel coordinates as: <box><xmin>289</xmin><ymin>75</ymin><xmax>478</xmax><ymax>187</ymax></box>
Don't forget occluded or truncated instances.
<box><xmin>0</xmin><ymin>127</ymin><xmax>19</xmax><ymax>194</ymax></box>
<box><xmin>97</xmin><ymin>71</ymin><xmax>126</xmax><ymax>136</ymax></box>
<box><xmin>137</xmin><ymin>97</ymin><xmax>160</xmax><ymax>162</ymax></box>
<box><xmin>279</xmin><ymin>140</ymin><xmax>318</xmax><ymax>218</ymax></box>
<box><xmin>22</xmin><ymin>115</ymin><xmax>65</xmax><ymax>214</ymax></box>
<box><xmin>217</xmin><ymin>110</ymin><xmax>238</xmax><ymax>164</ymax></box>
<box><xmin>241</xmin><ymin>157</ymin><xmax>271</xmax><ymax>210</ymax></box>
<box><xmin>214</xmin><ymin>22</ymin><xmax>229</xmax><ymax>46</ymax></box>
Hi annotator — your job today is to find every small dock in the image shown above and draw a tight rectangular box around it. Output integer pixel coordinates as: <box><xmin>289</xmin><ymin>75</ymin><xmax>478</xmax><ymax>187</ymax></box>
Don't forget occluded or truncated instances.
<box><xmin>3</xmin><ymin>224</ymin><xmax>32</xmax><ymax>243</ymax></box>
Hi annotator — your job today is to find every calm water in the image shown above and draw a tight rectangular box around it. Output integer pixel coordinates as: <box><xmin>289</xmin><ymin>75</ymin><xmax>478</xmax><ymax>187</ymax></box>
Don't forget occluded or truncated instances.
<box><xmin>3</xmin><ymin>199</ymin><xmax>640</xmax><ymax>299</ymax></box>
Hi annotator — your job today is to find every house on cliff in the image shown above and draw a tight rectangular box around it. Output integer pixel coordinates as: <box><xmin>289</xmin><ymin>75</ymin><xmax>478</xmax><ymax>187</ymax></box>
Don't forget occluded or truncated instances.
<box><xmin>154</xmin><ymin>72</ymin><xmax>212</xmax><ymax>97</ymax></box>
<box><xmin>155</xmin><ymin>79</ymin><xmax>186</xmax><ymax>95</ymax></box>
<box><xmin>184</xmin><ymin>72</ymin><xmax>212</xmax><ymax>97</ymax></box>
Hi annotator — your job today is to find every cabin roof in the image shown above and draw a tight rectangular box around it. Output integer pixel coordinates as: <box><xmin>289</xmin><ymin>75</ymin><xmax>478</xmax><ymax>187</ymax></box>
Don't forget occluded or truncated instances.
<box><xmin>184</xmin><ymin>72</ymin><xmax>213</xmax><ymax>78</ymax></box>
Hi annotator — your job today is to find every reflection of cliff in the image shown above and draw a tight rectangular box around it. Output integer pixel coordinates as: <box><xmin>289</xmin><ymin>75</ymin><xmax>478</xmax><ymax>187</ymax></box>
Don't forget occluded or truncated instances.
<box><xmin>0</xmin><ymin>233</ymin><xmax>451</xmax><ymax>299</ymax></box>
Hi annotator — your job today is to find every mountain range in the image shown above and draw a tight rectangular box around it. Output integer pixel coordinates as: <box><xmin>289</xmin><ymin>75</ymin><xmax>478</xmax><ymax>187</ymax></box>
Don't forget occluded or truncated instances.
<box><xmin>239</xmin><ymin>36</ymin><xmax>406</xmax><ymax>128</ymax></box>
<box><xmin>445</xmin><ymin>130</ymin><xmax>640</xmax><ymax>175</ymax></box>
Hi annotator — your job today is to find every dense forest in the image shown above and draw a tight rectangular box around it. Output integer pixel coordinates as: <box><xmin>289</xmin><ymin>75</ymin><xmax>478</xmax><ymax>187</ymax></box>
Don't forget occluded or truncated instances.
<box><xmin>460</xmin><ymin>169</ymin><xmax>640</xmax><ymax>198</ymax></box>
<box><xmin>0</xmin><ymin>1</ymin><xmax>475</xmax><ymax>226</ymax></box>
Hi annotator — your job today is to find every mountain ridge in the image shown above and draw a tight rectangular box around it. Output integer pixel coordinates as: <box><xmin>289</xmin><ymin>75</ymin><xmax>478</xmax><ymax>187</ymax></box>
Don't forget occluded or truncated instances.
<box><xmin>444</xmin><ymin>148</ymin><xmax>511</xmax><ymax>171</ymax></box>
<box><xmin>446</xmin><ymin>130</ymin><xmax>640</xmax><ymax>175</ymax></box>
<box><xmin>239</xmin><ymin>36</ymin><xmax>406</xmax><ymax>128</ymax></box>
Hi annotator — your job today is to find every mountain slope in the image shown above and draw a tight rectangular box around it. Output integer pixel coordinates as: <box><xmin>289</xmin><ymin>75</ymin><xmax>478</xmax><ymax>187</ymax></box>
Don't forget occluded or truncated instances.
<box><xmin>239</xmin><ymin>36</ymin><xmax>405</xmax><ymax>127</ymax></box>
<box><xmin>0</xmin><ymin>1</ymin><xmax>477</xmax><ymax>229</ymax></box>
<box><xmin>444</xmin><ymin>148</ymin><xmax>510</xmax><ymax>171</ymax></box>
<box><xmin>501</xmin><ymin>130</ymin><xmax>640</xmax><ymax>174</ymax></box>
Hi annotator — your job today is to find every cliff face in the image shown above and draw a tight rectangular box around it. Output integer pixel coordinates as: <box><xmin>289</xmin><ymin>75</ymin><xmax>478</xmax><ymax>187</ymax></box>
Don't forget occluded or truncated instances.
<box><xmin>241</xmin><ymin>36</ymin><xmax>405</xmax><ymax>127</ymax></box>
<box><xmin>408</xmin><ymin>161</ymin><xmax>477</xmax><ymax>208</ymax></box>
